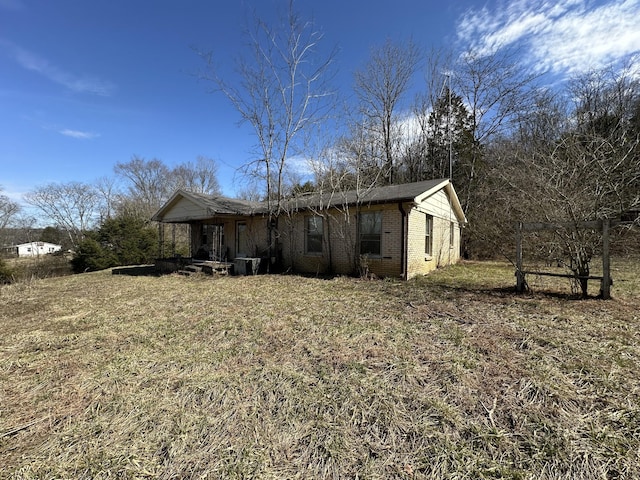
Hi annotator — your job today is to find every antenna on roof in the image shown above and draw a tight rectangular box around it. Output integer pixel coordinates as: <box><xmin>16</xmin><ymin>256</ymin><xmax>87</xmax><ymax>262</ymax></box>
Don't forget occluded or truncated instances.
<box><xmin>444</xmin><ymin>71</ymin><xmax>453</xmax><ymax>182</ymax></box>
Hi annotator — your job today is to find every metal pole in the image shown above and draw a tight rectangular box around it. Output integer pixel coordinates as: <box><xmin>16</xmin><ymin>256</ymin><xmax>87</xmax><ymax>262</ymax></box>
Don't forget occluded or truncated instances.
<box><xmin>449</xmin><ymin>73</ymin><xmax>452</xmax><ymax>181</ymax></box>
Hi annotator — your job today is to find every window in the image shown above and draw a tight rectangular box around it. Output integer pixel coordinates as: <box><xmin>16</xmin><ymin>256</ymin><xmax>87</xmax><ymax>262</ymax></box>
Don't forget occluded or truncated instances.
<box><xmin>359</xmin><ymin>211</ymin><xmax>382</xmax><ymax>256</ymax></box>
<box><xmin>450</xmin><ymin>222</ymin><xmax>455</xmax><ymax>248</ymax></box>
<box><xmin>306</xmin><ymin>216</ymin><xmax>323</xmax><ymax>254</ymax></box>
<box><xmin>425</xmin><ymin>214</ymin><xmax>433</xmax><ymax>256</ymax></box>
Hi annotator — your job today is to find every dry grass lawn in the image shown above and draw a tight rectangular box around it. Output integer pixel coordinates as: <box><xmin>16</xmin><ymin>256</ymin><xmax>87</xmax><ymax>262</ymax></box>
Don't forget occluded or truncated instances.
<box><xmin>1</xmin><ymin>259</ymin><xmax>639</xmax><ymax>479</ymax></box>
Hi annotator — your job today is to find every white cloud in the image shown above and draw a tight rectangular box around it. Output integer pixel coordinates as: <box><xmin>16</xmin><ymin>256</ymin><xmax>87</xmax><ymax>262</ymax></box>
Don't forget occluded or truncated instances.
<box><xmin>59</xmin><ymin>129</ymin><xmax>100</xmax><ymax>139</ymax></box>
<box><xmin>285</xmin><ymin>155</ymin><xmax>316</xmax><ymax>179</ymax></box>
<box><xmin>1</xmin><ymin>184</ymin><xmax>27</xmax><ymax>203</ymax></box>
<box><xmin>456</xmin><ymin>0</ymin><xmax>640</xmax><ymax>76</ymax></box>
<box><xmin>0</xmin><ymin>39</ymin><xmax>115</xmax><ymax>96</ymax></box>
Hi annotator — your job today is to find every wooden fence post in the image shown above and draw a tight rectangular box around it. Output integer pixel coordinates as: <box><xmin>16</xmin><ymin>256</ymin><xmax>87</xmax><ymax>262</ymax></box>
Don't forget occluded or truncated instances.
<box><xmin>601</xmin><ymin>218</ymin><xmax>611</xmax><ymax>299</ymax></box>
<box><xmin>516</xmin><ymin>222</ymin><xmax>525</xmax><ymax>292</ymax></box>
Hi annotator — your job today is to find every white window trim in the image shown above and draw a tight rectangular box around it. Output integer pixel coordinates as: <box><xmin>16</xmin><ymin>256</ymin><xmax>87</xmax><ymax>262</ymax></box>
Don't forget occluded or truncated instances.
<box><xmin>425</xmin><ymin>214</ymin><xmax>433</xmax><ymax>260</ymax></box>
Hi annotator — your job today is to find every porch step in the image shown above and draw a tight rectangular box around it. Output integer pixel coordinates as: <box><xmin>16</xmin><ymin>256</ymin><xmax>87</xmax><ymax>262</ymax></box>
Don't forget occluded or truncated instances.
<box><xmin>176</xmin><ymin>262</ymin><xmax>234</xmax><ymax>277</ymax></box>
<box><xmin>201</xmin><ymin>263</ymin><xmax>233</xmax><ymax>275</ymax></box>
<box><xmin>178</xmin><ymin>265</ymin><xmax>203</xmax><ymax>276</ymax></box>
<box><xmin>184</xmin><ymin>265</ymin><xmax>203</xmax><ymax>273</ymax></box>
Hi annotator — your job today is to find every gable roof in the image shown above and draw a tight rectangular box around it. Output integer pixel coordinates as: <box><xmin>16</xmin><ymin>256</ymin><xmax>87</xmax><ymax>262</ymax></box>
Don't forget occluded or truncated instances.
<box><xmin>286</xmin><ymin>178</ymin><xmax>445</xmax><ymax>207</ymax></box>
<box><xmin>284</xmin><ymin>178</ymin><xmax>466</xmax><ymax>223</ymax></box>
<box><xmin>181</xmin><ymin>190</ymin><xmax>264</xmax><ymax>215</ymax></box>
<box><xmin>152</xmin><ymin>179</ymin><xmax>466</xmax><ymax>224</ymax></box>
<box><xmin>151</xmin><ymin>189</ymin><xmax>265</xmax><ymax>222</ymax></box>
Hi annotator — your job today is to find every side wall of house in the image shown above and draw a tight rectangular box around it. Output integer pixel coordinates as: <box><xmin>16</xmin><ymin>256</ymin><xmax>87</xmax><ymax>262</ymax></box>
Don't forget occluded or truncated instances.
<box><xmin>280</xmin><ymin>203</ymin><xmax>405</xmax><ymax>278</ymax></box>
<box><xmin>16</xmin><ymin>242</ymin><xmax>62</xmax><ymax>257</ymax></box>
<box><xmin>162</xmin><ymin>197</ymin><xmax>205</xmax><ymax>222</ymax></box>
<box><xmin>406</xmin><ymin>189</ymin><xmax>461</xmax><ymax>279</ymax></box>
<box><xmin>235</xmin><ymin>216</ymin><xmax>268</xmax><ymax>258</ymax></box>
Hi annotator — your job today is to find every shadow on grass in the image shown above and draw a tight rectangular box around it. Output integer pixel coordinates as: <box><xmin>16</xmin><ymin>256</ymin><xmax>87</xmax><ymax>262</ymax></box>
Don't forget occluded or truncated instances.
<box><xmin>111</xmin><ymin>265</ymin><xmax>158</xmax><ymax>276</ymax></box>
<box><xmin>432</xmin><ymin>283</ymin><xmax>607</xmax><ymax>301</ymax></box>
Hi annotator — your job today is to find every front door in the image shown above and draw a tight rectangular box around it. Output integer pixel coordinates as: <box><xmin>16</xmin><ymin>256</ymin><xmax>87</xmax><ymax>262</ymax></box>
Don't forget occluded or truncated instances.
<box><xmin>236</xmin><ymin>222</ymin><xmax>248</xmax><ymax>257</ymax></box>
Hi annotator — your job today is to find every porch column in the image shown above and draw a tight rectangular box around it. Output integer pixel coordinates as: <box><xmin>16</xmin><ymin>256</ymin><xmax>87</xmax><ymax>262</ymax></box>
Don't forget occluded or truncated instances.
<box><xmin>171</xmin><ymin>224</ymin><xmax>176</xmax><ymax>256</ymax></box>
<box><xmin>158</xmin><ymin>223</ymin><xmax>164</xmax><ymax>258</ymax></box>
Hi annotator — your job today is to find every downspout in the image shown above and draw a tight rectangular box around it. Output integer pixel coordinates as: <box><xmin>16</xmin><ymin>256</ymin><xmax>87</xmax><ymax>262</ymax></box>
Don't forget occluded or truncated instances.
<box><xmin>398</xmin><ymin>202</ymin><xmax>407</xmax><ymax>280</ymax></box>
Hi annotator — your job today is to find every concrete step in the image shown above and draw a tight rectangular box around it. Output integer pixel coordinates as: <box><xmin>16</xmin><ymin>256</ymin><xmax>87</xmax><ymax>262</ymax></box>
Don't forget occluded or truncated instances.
<box><xmin>177</xmin><ymin>269</ymin><xmax>203</xmax><ymax>277</ymax></box>
<box><xmin>183</xmin><ymin>265</ymin><xmax>203</xmax><ymax>273</ymax></box>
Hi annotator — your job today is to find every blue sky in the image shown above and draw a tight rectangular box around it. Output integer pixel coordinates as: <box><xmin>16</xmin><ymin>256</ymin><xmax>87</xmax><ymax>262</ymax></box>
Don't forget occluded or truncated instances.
<box><xmin>1</xmin><ymin>0</ymin><xmax>639</xmax><ymax>207</ymax></box>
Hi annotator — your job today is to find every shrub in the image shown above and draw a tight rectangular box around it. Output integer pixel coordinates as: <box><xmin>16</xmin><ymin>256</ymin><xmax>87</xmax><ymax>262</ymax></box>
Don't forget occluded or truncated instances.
<box><xmin>71</xmin><ymin>238</ymin><xmax>117</xmax><ymax>273</ymax></box>
<box><xmin>71</xmin><ymin>216</ymin><xmax>158</xmax><ymax>273</ymax></box>
<box><xmin>0</xmin><ymin>257</ymin><xmax>13</xmax><ymax>284</ymax></box>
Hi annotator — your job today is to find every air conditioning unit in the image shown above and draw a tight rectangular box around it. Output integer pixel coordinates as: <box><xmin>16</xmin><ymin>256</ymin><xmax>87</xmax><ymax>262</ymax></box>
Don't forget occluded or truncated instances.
<box><xmin>234</xmin><ymin>257</ymin><xmax>260</xmax><ymax>275</ymax></box>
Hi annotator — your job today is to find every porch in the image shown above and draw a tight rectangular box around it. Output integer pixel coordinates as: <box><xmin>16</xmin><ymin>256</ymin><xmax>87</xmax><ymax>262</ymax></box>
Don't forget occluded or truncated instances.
<box><xmin>154</xmin><ymin>256</ymin><xmax>262</xmax><ymax>277</ymax></box>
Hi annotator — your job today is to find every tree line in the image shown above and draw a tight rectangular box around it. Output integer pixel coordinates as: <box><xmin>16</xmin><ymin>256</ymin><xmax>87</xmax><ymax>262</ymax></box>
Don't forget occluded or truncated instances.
<box><xmin>199</xmin><ymin>2</ymin><xmax>639</xmax><ymax>281</ymax></box>
<box><xmin>0</xmin><ymin>155</ymin><xmax>221</xmax><ymax>275</ymax></box>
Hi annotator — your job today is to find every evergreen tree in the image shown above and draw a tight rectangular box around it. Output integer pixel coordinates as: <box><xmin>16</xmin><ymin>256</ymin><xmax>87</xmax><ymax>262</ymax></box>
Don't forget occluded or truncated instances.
<box><xmin>71</xmin><ymin>237</ymin><xmax>117</xmax><ymax>273</ymax></box>
<box><xmin>99</xmin><ymin>215</ymin><xmax>158</xmax><ymax>266</ymax></box>
<box><xmin>0</xmin><ymin>257</ymin><xmax>13</xmax><ymax>284</ymax></box>
<box><xmin>426</xmin><ymin>87</ymin><xmax>474</xmax><ymax>181</ymax></box>
<box><xmin>71</xmin><ymin>215</ymin><xmax>158</xmax><ymax>272</ymax></box>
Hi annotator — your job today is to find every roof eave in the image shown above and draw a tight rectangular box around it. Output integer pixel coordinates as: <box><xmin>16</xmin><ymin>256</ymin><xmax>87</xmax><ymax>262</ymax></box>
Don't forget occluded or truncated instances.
<box><xmin>413</xmin><ymin>179</ymin><xmax>467</xmax><ymax>225</ymax></box>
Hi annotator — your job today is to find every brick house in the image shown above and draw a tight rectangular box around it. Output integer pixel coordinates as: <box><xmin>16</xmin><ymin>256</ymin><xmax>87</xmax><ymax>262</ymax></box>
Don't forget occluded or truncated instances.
<box><xmin>151</xmin><ymin>178</ymin><xmax>466</xmax><ymax>279</ymax></box>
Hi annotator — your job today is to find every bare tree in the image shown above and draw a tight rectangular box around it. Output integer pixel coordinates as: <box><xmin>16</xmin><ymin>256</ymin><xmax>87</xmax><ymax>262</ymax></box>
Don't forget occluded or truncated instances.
<box><xmin>114</xmin><ymin>156</ymin><xmax>173</xmax><ymax>220</ymax></box>
<box><xmin>23</xmin><ymin>182</ymin><xmax>100</xmax><ymax>247</ymax></box>
<box><xmin>94</xmin><ymin>175</ymin><xmax>119</xmax><ymax>222</ymax></box>
<box><xmin>173</xmin><ymin>155</ymin><xmax>221</xmax><ymax>194</ymax></box>
<box><xmin>305</xmin><ymin>119</ymin><xmax>391</xmax><ymax>275</ymax></box>
<box><xmin>200</xmin><ymin>1</ymin><xmax>336</xmax><ymax>265</ymax></box>
<box><xmin>483</xmin><ymin>64</ymin><xmax>640</xmax><ymax>296</ymax></box>
<box><xmin>0</xmin><ymin>187</ymin><xmax>20</xmax><ymax>230</ymax></box>
<box><xmin>451</xmin><ymin>48</ymin><xmax>538</xmax><ymax>214</ymax></box>
<box><xmin>353</xmin><ymin>38</ymin><xmax>421</xmax><ymax>185</ymax></box>
<box><xmin>235</xmin><ymin>177</ymin><xmax>264</xmax><ymax>202</ymax></box>
<box><xmin>0</xmin><ymin>187</ymin><xmax>21</xmax><ymax>249</ymax></box>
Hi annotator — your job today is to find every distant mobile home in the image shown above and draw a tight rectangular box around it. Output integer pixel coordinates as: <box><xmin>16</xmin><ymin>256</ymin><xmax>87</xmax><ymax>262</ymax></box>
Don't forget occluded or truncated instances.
<box><xmin>152</xmin><ymin>178</ymin><xmax>467</xmax><ymax>279</ymax></box>
<box><xmin>14</xmin><ymin>242</ymin><xmax>62</xmax><ymax>257</ymax></box>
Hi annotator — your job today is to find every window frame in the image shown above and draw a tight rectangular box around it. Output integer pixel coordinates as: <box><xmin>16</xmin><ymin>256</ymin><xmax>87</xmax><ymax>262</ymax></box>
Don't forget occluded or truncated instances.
<box><xmin>425</xmin><ymin>214</ymin><xmax>433</xmax><ymax>258</ymax></box>
<box><xmin>449</xmin><ymin>221</ymin><xmax>455</xmax><ymax>249</ymax></box>
<box><xmin>305</xmin><ymin>215</ymin><xmax>324</xmax><ymax>255</ymax></box>
<box><xmin>236</xmin><ymin>221</ymin><xmax>248</xmax><ymax>257</ymax></box>
<box><xmin>359</xmin><ymin>211</ymin><xmax>382</xmax><ymax>257</ymax></box>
